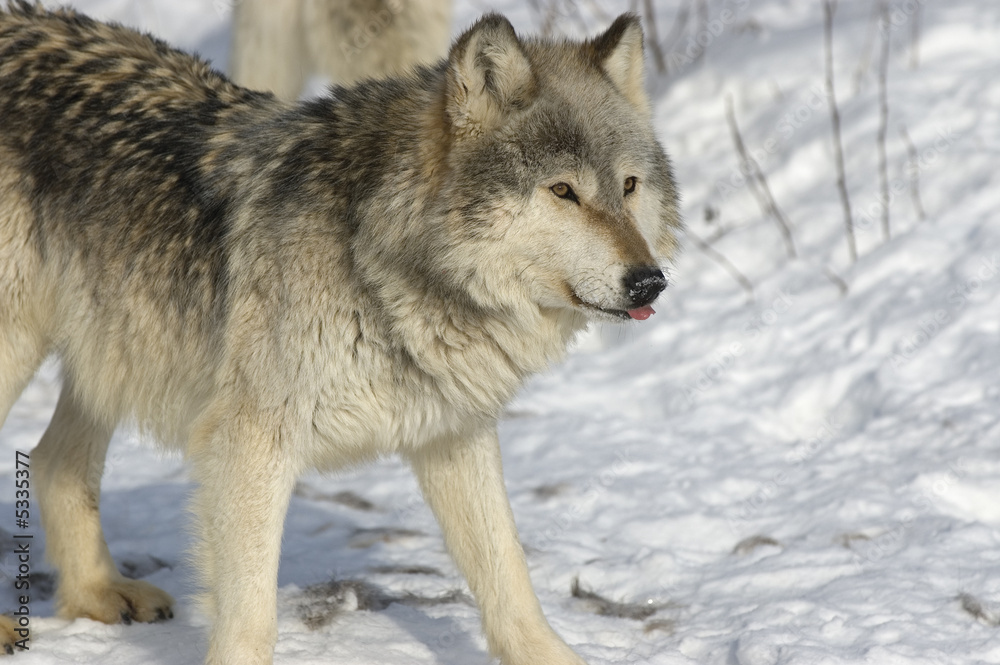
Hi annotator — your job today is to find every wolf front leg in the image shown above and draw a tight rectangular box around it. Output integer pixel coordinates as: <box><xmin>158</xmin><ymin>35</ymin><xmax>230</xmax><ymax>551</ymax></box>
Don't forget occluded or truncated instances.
<box><xmin>409</xmin><ymin>429</ymin><xmax>587</xmax><ymax>665</ymax></box>
<box><xmin>190</xmin><ymin>409</ymin><xmax>298</xmax><ymax>665</ymax></box>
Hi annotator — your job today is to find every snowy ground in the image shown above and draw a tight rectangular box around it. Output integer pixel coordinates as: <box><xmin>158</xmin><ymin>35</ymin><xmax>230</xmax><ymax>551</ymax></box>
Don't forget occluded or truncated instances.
<box><xmin>2</xmin><ymin>0</ymin><xmax>999</xmax><ymax>663</ymax></box>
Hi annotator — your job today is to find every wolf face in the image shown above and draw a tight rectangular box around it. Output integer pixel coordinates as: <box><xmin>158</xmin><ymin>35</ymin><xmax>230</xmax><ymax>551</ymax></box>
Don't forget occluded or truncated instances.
<box><xmin>440</xmin><ymin>15</ymin><xmax>681</xmax><ymax>322</ymax></box>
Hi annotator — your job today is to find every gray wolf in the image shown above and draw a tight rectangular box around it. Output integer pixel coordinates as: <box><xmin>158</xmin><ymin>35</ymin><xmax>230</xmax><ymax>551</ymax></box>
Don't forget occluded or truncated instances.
<box><xmin>229</xmin><ymin>0</ymin><xmax>452</xmax><ymax>99</ymax></box>
<box><xmin>0</xmin><ymin>2</ymin><xmax>680</xmax><ymax>663</ymax></box>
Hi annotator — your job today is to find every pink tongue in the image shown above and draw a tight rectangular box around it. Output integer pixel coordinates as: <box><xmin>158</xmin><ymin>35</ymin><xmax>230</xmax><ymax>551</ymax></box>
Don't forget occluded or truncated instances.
<box><xmin>627</xmin><ymin>306</ymin><xmax>656</xmax><ymax>321</ymax></box>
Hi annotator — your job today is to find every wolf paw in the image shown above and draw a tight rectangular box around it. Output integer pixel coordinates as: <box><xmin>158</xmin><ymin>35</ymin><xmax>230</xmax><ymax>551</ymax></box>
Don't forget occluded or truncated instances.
<box><xmin>0</xmin><ymin>615</ymin><xmax>19</xmax><ymax>654</ymax></box>
<box><xmin>60</xmin><ymin>578</ymin><xmax>174</xmax><ymax>625</ymax></box>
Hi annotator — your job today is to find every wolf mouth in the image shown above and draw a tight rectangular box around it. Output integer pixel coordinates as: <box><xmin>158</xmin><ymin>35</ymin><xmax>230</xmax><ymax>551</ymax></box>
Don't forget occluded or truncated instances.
<box><xmin>592</xmin><ymin>305</ymin><xmax>633</xmax><ymax>320</ymax></box>
<box><xmin>576</xmin><ymin>298</ymin><xmax>655</xmax><ymax>321</ymax></box>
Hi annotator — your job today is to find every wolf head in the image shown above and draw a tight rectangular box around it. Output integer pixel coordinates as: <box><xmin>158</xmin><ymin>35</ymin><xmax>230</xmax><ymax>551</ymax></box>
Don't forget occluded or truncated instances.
<box><xmin>440</xmin><ymin>13</ymin><xmax>681</xmax><ymax>322</ymax></box>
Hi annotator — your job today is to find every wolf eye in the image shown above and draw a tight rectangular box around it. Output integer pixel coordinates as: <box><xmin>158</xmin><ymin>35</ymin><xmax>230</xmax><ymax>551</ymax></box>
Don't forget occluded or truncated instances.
<box><xmin>550</xmin><ymin>182</ymin><xmax>579</xmax><ymax>204</ymax></box>
<box><xmin>623</xmin><ymin>176</ymin><xmax>637</xmax><ymax>195</ymax></box>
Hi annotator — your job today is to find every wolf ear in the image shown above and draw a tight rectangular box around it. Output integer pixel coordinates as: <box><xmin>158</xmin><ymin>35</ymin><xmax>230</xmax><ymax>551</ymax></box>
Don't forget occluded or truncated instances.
<box><xmin>445</xmin><ymin>14</ymin><xmax>536</xmax><ymax>135</ymax></box>
<box><xmin>587</xmin><ymin>14</ymin><xmax>650</xmax><ymax>116</ymax></box>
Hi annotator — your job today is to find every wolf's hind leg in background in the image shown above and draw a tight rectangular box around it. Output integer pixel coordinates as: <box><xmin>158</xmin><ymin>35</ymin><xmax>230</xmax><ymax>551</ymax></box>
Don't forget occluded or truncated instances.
<box><xmin>0</xmin><ymin>316</ymin><xmax>43</xmax><ymax>430</ymax></box>
<box><xmin>33</xmin><ymin>384</ymin><xmax>175</xmax><ymax>625</ymax></box>
<box><xmin>0</xmin><ymin>181</ymin><xmax>47</xmax><ymax>428</ymax></box>
<box><xmin>229</xmin><ymin>0</ymin><xmax>307</xmax><ymax>100</ymax></box>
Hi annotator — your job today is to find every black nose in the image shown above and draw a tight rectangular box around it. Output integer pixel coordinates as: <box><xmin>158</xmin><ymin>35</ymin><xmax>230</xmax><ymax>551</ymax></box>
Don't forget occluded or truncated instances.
<box><xmin>624</xmin><ymin>266</ymin><xmax>667</xmax><ymax>308</ymax></box>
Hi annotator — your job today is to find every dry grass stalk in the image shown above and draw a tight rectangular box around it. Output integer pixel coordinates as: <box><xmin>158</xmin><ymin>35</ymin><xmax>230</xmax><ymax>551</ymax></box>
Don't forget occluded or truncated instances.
<box><xmin>724</xmin><ymin>94</ymin><xmax>797</xmax><ymax>259</ymax></box>
<box><xmin>909</xmin><ymin>3</ymin><xmax>922</xmax><ymax>69</ymax></box>
<box><xmin>823</xmin><ymin>0</ymin><xmax>857</xmax><ymax>263</ymax></box>
<box><xmin>876</xmin><ymin>1</ymin><xmax>891</xmax><ymax>241</ymax></box>
<box><xmin>642</xmin><ymin>0</ymin><xmax>667</xmax><ymax>74</ymax></box>
<box><xmin>899</xmin><ymin>124</ymin><xmax>926</xmax><ymax>221</ymax></box>
<box><xmin>687</xmin><ymin>226</ymin><xmax>755</xmax><ymax>304</ymax></box>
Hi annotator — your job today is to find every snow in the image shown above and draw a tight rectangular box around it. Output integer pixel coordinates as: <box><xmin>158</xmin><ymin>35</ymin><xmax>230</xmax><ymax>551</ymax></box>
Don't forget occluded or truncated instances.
<box><xmin>2</xmin><ymin>0</ymin><xmax>998</xmax><ymax>663</ymax></box>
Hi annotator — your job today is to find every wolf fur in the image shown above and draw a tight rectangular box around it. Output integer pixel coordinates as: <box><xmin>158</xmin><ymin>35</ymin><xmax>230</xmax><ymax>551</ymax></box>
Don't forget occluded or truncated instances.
<box><xmin>0</xmin><ymin>2</ymin><xmax>681</xmax><ymax>663</ymax></box>
<box><xmin>229</xmin><ymin>0</ymin><xmax>452</xmax><ymax>99</ymax></box>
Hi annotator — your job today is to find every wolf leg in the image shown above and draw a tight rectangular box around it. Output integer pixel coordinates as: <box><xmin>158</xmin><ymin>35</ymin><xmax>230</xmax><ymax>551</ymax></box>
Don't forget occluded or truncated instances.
<box><xmin>191</xmin><ymin>408</ymin><xmax>297</xmax><ymax>665</ymax></box>
<box><xmin>0</xmin><ymin>615</ymin><xmax>18</xmax><ymax>653</ymax></box>
<box><xmin>229</xmin><ymin>0</ymin><xmax>307</xmax><ymax>100</ymax></box>
<box><xmin>409</xmin><ymin>429</ymin><xmax>587</xmax><ymax>665</ymax></box>
<box><xmin>0</xmin><ymin>271</ymin><xmax>46</xmax><ymax>429</ymax></box>
<box><xmin>0</xmin><ymin>324</ymin><xmax>43</xmax><ymax>428</ymax></box>
<box><xmin>33</xmin><ymin>384</ymin><xmax>174</xmax><ymax>624</ymax></box>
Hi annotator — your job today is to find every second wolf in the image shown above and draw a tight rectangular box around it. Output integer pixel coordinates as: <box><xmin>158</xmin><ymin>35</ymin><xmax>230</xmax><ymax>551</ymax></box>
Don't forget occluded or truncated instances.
<box><xmin>230</xmin><ymin>0</ymin><xmax>452</xmax><ymax>99</ymax></box>
<box><xmin>0</xmin><ymin>3</ymin><xmax>680</xmax><ymax>664</ymax></box>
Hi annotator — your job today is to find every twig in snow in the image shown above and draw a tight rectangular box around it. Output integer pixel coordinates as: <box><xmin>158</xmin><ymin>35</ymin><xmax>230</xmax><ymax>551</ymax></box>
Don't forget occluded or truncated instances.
<box><xmin>693</xmin><ymin>0</ymin><xmax>708</xmax><ymax>65</ymax></box>
<box><xmin>823</xmin><ymin>0</ymin><xmax>857</xmax><ymax>263</ymax></box>
<box><xmin>642</xmin><ymin>0</ymin><xmax>667</xmax><ymax>74</ymax></box>
<box><xmin>958</xmin><ymin>593</ymin><xmax>1000</xmax><ymax>627</ymax></box>
<box><xmin>822</xmin><ymin>265</ymin><xmax>849</xmax><ymax>296</ymax></box>
<box><xmin>724</xmin><ymin>94</ymin><xmax>797</xmax><ymax>259</ymax></box>
<box><xmin>571</xmin><ymin>577</ymin><xmax>676</xmax><ymax>621</ymax></box>
<box><xmin>876</xmin><ymin>1</ymin><xmax>891</xmax><ymax>242</ymax></box>
<box><xmin>899</xmin><ymin>124</ymin><xmax>926</xmax><ymax>221</ymax></box>
<box><xmin>909</xmin><ymin>3</ymin><xmax>922</xmax><ymax>69</ymax></box>
<box><xmin>732</xmin><ymin>535</ymin><xmax>781</xmax><ymax>556</ymax></box>
<box><xmin>686</xmin><ymin>225</ymin><xmax>755</xmax><ymax>304</ymax></box>
<box><xmin>851</xmin><ymin>2</ymin><xmax>882</xmax><ymax>94</ymax></box>
<box><xmin>661</xmin><ymin>2</ymin><xmax>691</xmax><ymax>71</ymax></box>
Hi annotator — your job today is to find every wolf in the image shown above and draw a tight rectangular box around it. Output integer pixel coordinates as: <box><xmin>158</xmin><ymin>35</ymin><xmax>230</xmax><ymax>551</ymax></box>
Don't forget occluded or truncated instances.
<box><xmin>0</xmin><ymin>2</ymin><xmax>680</xmax><ymax>663</ymax></box>
<box><xmin>229</xmin><ymin>0</ymin><xmax>452</xmax><ymax>99</ymax></box>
